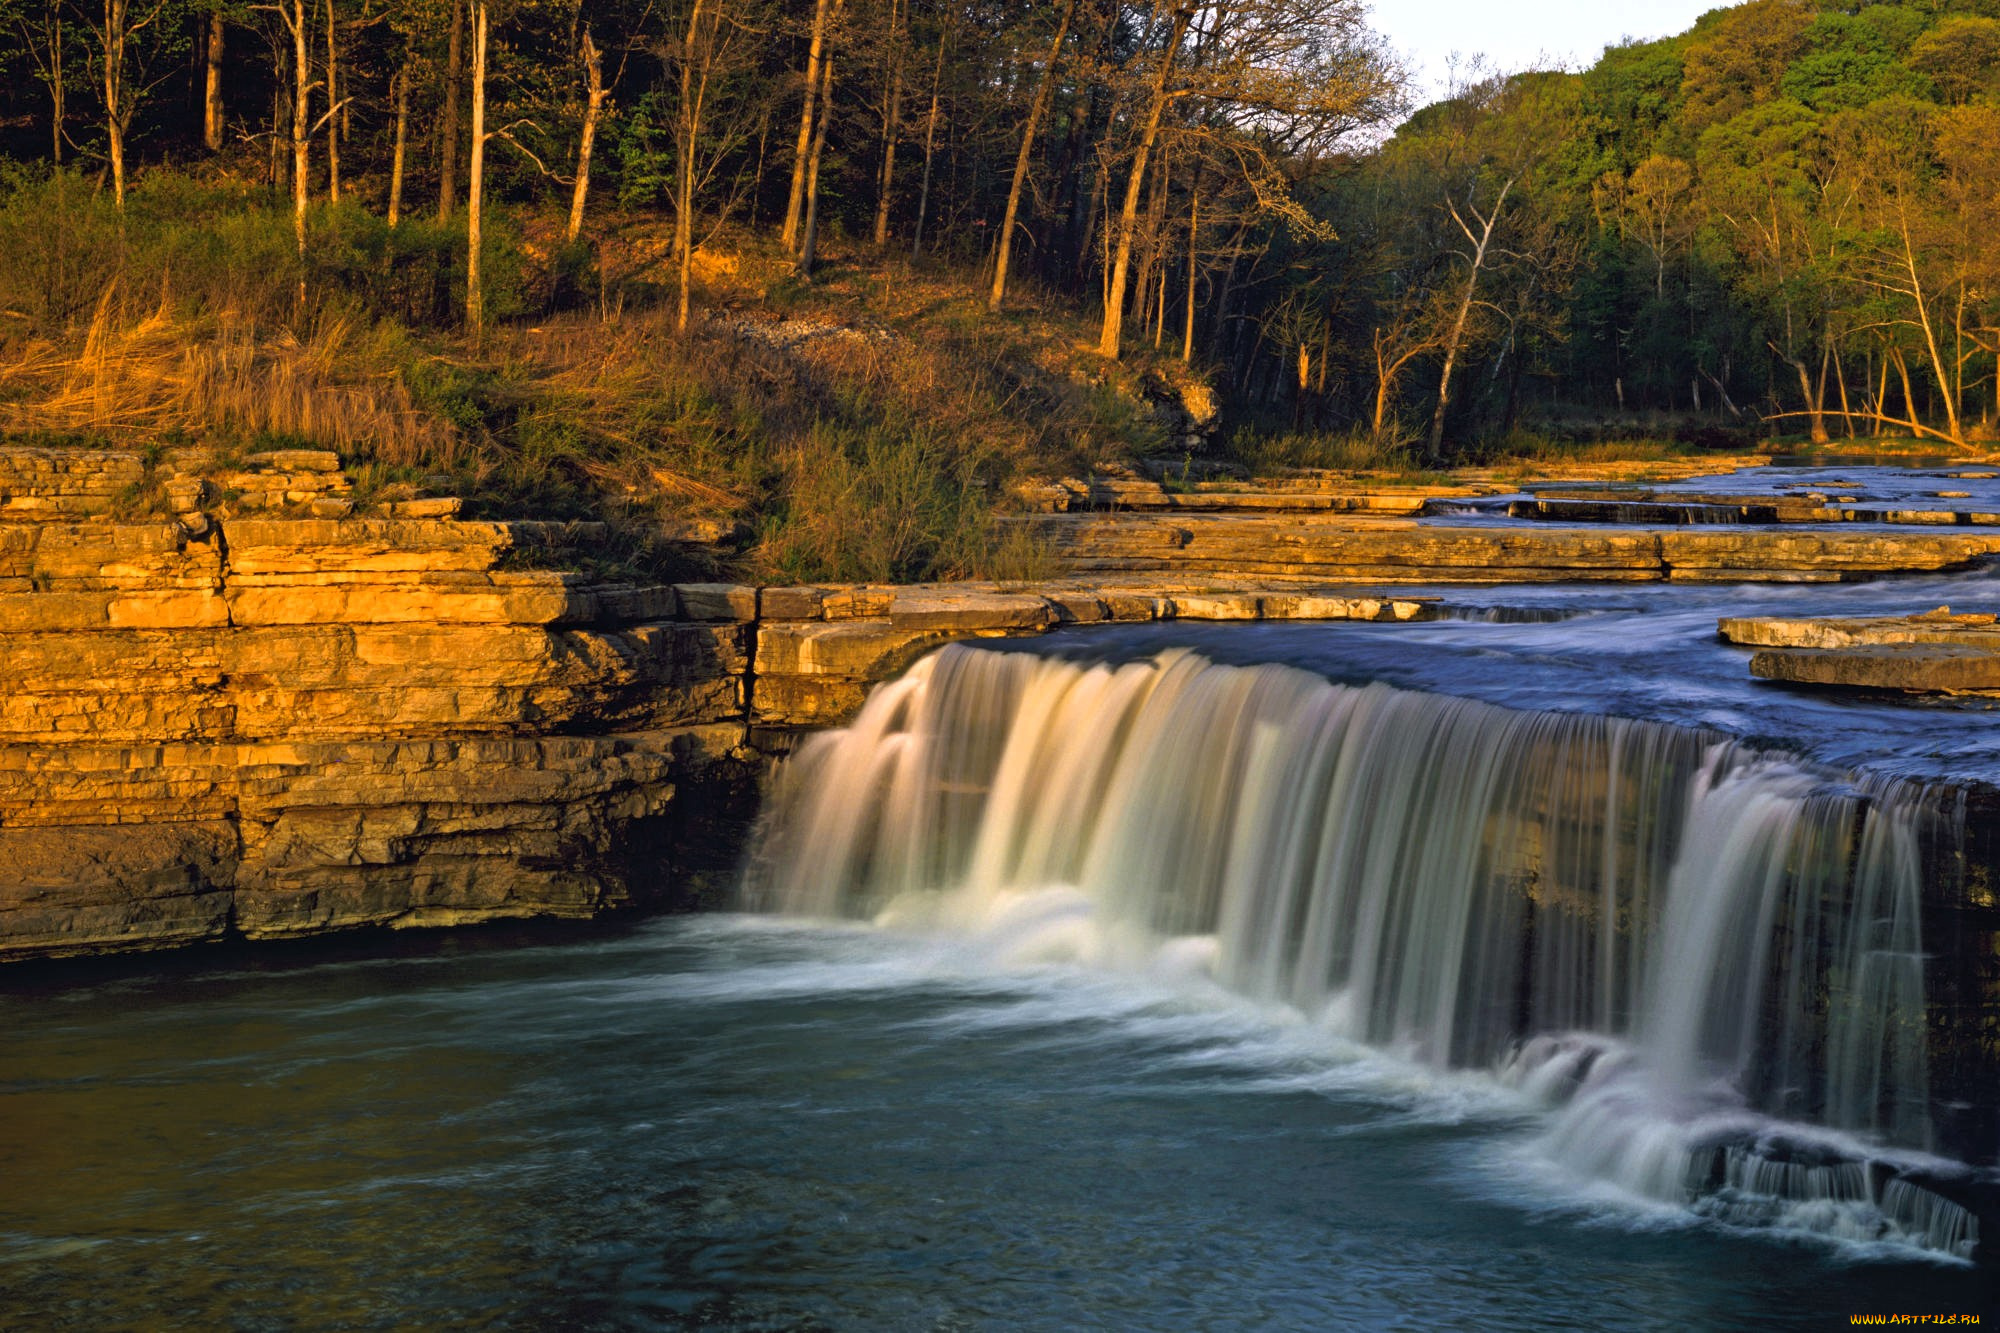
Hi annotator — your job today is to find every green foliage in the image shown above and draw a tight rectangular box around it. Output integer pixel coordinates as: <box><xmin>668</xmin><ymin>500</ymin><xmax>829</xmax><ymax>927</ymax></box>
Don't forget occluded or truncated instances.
<box><xmin>0</xmin><ymin>165</ymin><xmax>126</xmax><ymax>327</ymax></box>
<box><xmin>613</xmin><ymin>89</ymin><xmax>677</xmax><ymax>209</ymax></box>
<box><xmin>760</xmin><ymin>413</ymin><xmax>1003</xmax><ymax>584</ymax></box>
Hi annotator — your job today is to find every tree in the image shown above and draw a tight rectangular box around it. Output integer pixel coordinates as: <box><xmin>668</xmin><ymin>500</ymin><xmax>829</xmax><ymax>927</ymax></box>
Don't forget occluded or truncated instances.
<box><xmin>202</xmin><ymin>6</ymin><xmax>224</xmax><ymax>150</ymax></box>
<box><xmin>97</xmin><ymin>0</ymin><xmax>189</xmax><ymax>208</ymax></box>
<box><xmin>780</xmin><ymin>0</ymin><xmax>834</xmax><ymax>252</ymax></box>
<box><xmin>466</xmin><ymin>0</ymin><xmax>489</xmax><ymax>334</ymax></box>
<box><xmin>665</xmin><ymin>0</ymin><xmax>766</xmax><ymax>328</ymax></box>
<box><xmin>15</xmin><ymin>0</ymin><xmax>81</xmax><ymax>164</ymax></box>
<box><xmin>567</xmin><ymin>24</ymin><xmax>609</xmax><ymax>240</ymax></box>
<box><xmin>1625</xmin><ymin>153</ymin><xmax>1694</xmax><ymax>300</ymax></box>
<box><xmin>989</xmin><ymin>0</ymin><xmax>1075</xmax><ymax>311</ymax></box>
<box><xmin>1096</xmin><ymin>0</ymin><xmax>1396</xmax><ymax>358</ymax></box>
<box><xmin>439</xmin><ymin>0</ymin><xmax>465</xmax><ymax>218</ymax></box>
<box><xmin>867</xmin><ymin>0</ymin><xmax>906</xmax><ymax>247</ymax></box>
<box><xmin>1837</xmin><ymin>97</ymin><xmax>1967</xmax><ymax>444</ymax></box>
<box><xmin>1699</xmin><ymin>98</ymin><xmax>1847</xmax><ymax>442</ymax></box>
<box><xmin>1680</xmin><ymin>0</ymin><xmax>1813</xmax><ymax>134</ymax></box>
<box><xmin>1907</xmin><ymin>18</ymin><xmax>2000</xmax><ymax>106</ymax></box>
<box><xmin>265</xmin><ymin>0</ymin><xmax>313</xmax><ymax>296</ymax></box>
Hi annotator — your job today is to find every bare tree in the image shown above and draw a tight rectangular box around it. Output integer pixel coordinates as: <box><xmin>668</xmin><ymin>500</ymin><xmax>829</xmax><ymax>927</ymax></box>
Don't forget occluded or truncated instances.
<box><xmin>438</xmin><ymin>0</ymin><xmax>464</xmax><ymax>218</ymax></box>
<box><xmin>567</xmin><ymin>25</ymin><xmax>609</xmax><ymax>241</ymax></box>
<box><xmin>869</xmin><ymin>0</ymin><xmax>906</xmax><ymax>247</ymax></box>
<box><xmin>18</xmin><ymin>3</ymin><xmax>72</xmax><ymax>164</ymax></box>
<box><xmin>387</xmin><ymin>62</ymin><xmax>409</xmax><ymax>224</ymax></box>
<box><xmin>203</xmin><ymin>9</ymin><xmax>224</xmax><ymax>150</ymax></box>
<box><xmin>259</xmin><ymin>0</ymin><xmax>314</xmax><ymax>298</ymax></box>
<box><xmin>1098</xmin><ymin>5</ymin><xmax>1191</xmax><ymax>357</ymax></box>
<box><xmin>796</xmin><ymin>26</ymin><xmax>837</xmax><ymax>276</ymax></box>
<box><xmin>1426</xmin><ymin>174</ymin><xmax>1513</xmax><ymax>457</ymax></box>
<box><xmin>908</xmin><ymin>11</ymin><xmax>949</xmax><ymax>260</ymax></box>
<box><xmin>781</xmin><ymin>0</ymin><xmax>834</xmax><ymax>252</ymax></box>
<box><xmin>990</xmin><ymin>0</ymin><xmax>1076</xmax><ymax>311</ymax></box>
<box><xmin>465</xmin><ymin>0</ymin><xmax>489</xmax><ymax>335</ymax></box>
<box><xmin>324</xmin><ymin>0</ymin><xmax>341</xmax><ymax>200</ymax></box>
<box><xmin>99</xmin><ymin>0</ymin><xmax>178</xmax><ymax>208</ymax></box>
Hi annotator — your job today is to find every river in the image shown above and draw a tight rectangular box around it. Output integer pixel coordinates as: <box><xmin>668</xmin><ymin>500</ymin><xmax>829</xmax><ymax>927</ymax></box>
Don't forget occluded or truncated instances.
<box><xmin>5</xmin><ymin>530</ymin><xmax>2000</xmax><ymax>1328</ymax></box>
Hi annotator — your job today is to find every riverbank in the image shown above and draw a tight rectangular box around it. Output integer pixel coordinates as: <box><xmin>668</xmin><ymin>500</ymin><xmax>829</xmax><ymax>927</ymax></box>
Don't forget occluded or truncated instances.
<box><xmin>8</xmin><ymin>445</ymin><xmax>2000</xmax><ymax>961</ymax></box>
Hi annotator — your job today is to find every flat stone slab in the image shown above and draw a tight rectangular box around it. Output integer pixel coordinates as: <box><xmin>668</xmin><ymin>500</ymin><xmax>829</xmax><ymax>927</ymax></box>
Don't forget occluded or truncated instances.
<box><xmin>1721</xmin><ymin>606</ymin><xmax>2000</xmax><ymax>649</ymax></box>
<box><xmin>1750</xmin><ymin>644</ymin><xmax>2000</xmax><ymax>694</ymax></box>
<box><xmin>1726</xmin><ymin>607</ymin><xmax>2000</xmax><ymax>694</ymax></box>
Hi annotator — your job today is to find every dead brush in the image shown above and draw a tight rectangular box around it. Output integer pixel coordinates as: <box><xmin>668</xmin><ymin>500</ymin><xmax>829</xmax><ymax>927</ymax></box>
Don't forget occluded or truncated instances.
<box><xmin>0</xmin><ymin>290</ymin><xmax>463</xmax><ymax>466</ymax></box>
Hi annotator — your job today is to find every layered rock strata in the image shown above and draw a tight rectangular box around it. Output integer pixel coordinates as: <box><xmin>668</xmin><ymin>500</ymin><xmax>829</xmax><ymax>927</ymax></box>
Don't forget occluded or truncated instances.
<box><xmin>747</xmin><ymin>581</ymin><xmax>1438</xmax><ymax>730</ymax></box>
<box><xmin>0</xmin><ymin>510</ymin><xmax>1455</xmax><ymax>959</ymax></box>
<box><xmin>1721</xmin><ymin>606</ymin><xmax>2000</xmax><ymax>694</ymax></box>
<box><xmin>0</xmin><ymin>517</ymin><xmax>755</xmax><ymax>959</ymax></box>
<box><xmin>1028</xmin><ymin>512</ymin><xmax>2000</xmax><ymax>582</ymax></box>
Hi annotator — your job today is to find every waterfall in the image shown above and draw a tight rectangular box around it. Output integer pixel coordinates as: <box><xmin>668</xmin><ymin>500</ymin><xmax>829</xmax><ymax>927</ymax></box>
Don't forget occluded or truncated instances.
<box><xmin>744</xmin><ymin>643</ymin><xmax>1984</xmax><ymax>1259</ymax></box>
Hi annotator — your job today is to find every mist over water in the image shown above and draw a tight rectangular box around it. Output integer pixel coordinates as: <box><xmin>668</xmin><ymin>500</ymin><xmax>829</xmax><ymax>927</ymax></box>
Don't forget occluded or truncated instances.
<box><xmin>4</xmin><ymin>915</ymin><xmax>1993</xmax><ymax>1330</ymax></box>
<box><xmin>748</xmin><ymin>643</ymin><xmax>1989</xmax><ymax>1263</ymax></box>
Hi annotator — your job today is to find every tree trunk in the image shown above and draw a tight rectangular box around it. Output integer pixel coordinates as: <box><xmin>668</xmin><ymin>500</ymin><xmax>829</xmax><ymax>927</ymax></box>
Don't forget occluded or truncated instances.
<box><xmin>465</xmin><ymin>0</ymin><xmax>488</xmax><ymax>338</ymax></box>
<box><xmin>388</xmin><ymin>66</ymin><xmax>409</xmax><ymax>226</ymax></box>
<box><xmin>910</xmin><ymin>31</ymin><xmax>946</xmax><ymax>260</ymax></box>
<box><xmin>1134</xmin><ymin>147</ymin><xmax>1172</xmax><ymax>330</ymax></box>
<box><xmin>203</xmin><ymin>12</ymin><xmax>225</xmax><ymax>151</ymax></box>
<box><xmin>1781</xmin><ymin>351</ymin><xmax>1829</xmax><ymax>444</ymax></box>
<box><xmin>439</xmin><ymin>0</ymin><xmax>464</xmax><ymax>220</ymax></box>
<box><xmin>1427</xmin><ymin>178</ymin><xmax>1515</xmax><ymax>459</ymax></box>
<box><xmin>1096</xmin><ymin>10</ymin><xmax>1188</xmax><ymax>359</ymax></box>
<box><xmin>1182</xmin><ymin>191</ymin><xmax>1197</xmax><ymax>362</ymax></box>
<box><xmin>324</xmin><ymin>0</ymin><xmax>340</xmax><ymax>202</ymax></box>
<box><xmin>1833</xmin><ymin>344</ymin><xmax>1854</xmax><ymax>437</ymax></box>
<box><xmin>871</xmin><ymin>0</ymin><xmax>905</xmax><ymax>247</ymax></box>
<box><xmin>749</xmin><ymin>104</ymin><xmax>771</xmax><ymax>227</ymax></box>
<box><xmin>567</xmin><ymin>28</ymin><xmax>608</xmax><ymax>243</ymax></box>
<box><xmin>797</xmin><ymin>48</ymin><xmax>836</xmax><ymax>276</ymax></box>
<box><xmin>103</xmin><ymin>0</ymin><xmax>128</xmax><ymax>209</ymax></box>
<box><xmin>34</xmin><ymin>11</ymin><xmax>67</xmax><ymax>165</ymax></box>
<box><xmin>673</xmin><ymin>0</ymin><xmax>714</xmax><ymax>333</ymax></box>
<box><xmin>1897</xmin><ymin>206</ymin><xmax>1962</xmax><ymax>443</ymax></box>
<box><xmin>782</xmin><ymin>0</ymin><xmax>833</xmax><ymax>253</ymax></box>
<box><xmin>289</xmin><ymin>0</ymin><xmax>310</xmax><ymax>306</ymax></box>
<box><xmin>270</xmin><ymin>64</ymin><xmax>286</xmax><ymax>189</ymax></box>
<box><xmin>989</xmin><ymin>0</ymin><xmax>1073</xmax><ymax>311</ymax></box>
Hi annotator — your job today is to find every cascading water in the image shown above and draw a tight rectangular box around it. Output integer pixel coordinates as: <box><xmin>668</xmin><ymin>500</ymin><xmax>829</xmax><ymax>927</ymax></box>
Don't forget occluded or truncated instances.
<box><xmin>745</xmin><ymin>643</ymin><xmax>1988</xmax><ymax>1260</ymax></box>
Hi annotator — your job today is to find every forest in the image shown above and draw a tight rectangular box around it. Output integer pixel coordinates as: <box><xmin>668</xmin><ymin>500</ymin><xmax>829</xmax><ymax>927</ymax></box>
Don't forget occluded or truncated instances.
<box><xmin>1</xmin><ymin>0</ymin><xmax>1998</xmax><ymax>574</ymax></box>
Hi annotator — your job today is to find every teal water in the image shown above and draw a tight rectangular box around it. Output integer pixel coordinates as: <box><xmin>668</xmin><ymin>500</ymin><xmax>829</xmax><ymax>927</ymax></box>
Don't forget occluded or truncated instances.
<box><xmin>3</xmin><ymin>917</ymin><xmax>1989</xmax><ymax>1330</ymax></box>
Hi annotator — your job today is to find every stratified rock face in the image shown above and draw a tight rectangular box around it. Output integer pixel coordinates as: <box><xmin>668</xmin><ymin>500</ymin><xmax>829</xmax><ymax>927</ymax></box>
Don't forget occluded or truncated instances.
<box><xmin>0</xmin><ymin>499</ymin><xmax>1465</xmax><ymax>959</ymax></box>
<box><xmin>1721</xmin><ymin>608</ymin><xmax>2000</xmax><ymax>695</ymax></box>
<box><xmin>744</xmin><ymin>582</ymin><xmax>1438</xmax><ymax>729</ymax></box>
<box><xmin>1026</xmin><ymin>513</ymin><xmax>2000</xmax><ymax>583</ymax></box>
<box><xmin>0</xmin><ymin>515</ymin><xmax>755</xmax><ymax>959</ymax></box>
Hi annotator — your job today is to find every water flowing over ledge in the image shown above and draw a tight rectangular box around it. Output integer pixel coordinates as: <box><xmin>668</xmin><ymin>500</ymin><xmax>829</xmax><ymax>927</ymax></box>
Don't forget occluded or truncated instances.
<box><xmin>745</xmin><ymin>643</ymin><xmax>1996</xmax><ymax>1261</ymax></box>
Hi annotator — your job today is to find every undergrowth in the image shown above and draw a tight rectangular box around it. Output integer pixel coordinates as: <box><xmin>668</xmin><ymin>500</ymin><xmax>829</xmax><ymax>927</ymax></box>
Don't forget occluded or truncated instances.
<box><xmin>0</xmin><ymin>166</ymin><xmax>1170</xmax><ymax>583</ymax></box>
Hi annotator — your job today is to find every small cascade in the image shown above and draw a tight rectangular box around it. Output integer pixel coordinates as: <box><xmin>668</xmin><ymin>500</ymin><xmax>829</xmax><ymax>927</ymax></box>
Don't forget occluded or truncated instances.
<box><xmin>745</xmin><ymin>644</ymin><xmax>1987</xmax><ymax>1260</ymax></box>
<box><xmin>1437</xmin><ymin>604</ymin><xmax>1595</xmax><ymax>624</ymax></box>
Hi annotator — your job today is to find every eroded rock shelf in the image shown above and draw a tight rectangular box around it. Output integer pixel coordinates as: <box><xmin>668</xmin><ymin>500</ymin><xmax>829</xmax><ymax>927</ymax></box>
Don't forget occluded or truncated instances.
<box><xmin>9</xmin><ymin>447</ymin><xmax>2000</xmax><ymax>960</ymax></box>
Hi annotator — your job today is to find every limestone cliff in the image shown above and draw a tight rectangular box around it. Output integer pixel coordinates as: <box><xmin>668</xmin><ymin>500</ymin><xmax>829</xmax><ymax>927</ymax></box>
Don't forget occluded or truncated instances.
<box><xmin>0</xmin><ymin>511</ymin><xmax>756</xmax><ymax>958</ymax></box>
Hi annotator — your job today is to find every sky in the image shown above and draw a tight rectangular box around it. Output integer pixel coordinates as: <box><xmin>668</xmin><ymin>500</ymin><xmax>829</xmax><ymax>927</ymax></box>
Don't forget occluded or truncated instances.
<box><xmin>1369</xmin><ymin>0</ymin><xmax>1723</xmax><ymax>99</ymax></box>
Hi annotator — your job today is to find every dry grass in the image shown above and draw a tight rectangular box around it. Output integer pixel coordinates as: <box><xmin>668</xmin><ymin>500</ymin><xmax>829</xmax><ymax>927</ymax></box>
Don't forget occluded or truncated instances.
<box><xmin>0</xmin><ymin>180</ymin><xmax>1173</xmax><ymax>582</ymax></box>
<box><xmin>0</xmin><ymin>290</ymin><xmax>462</xmax><ymax>466</ymax></box>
